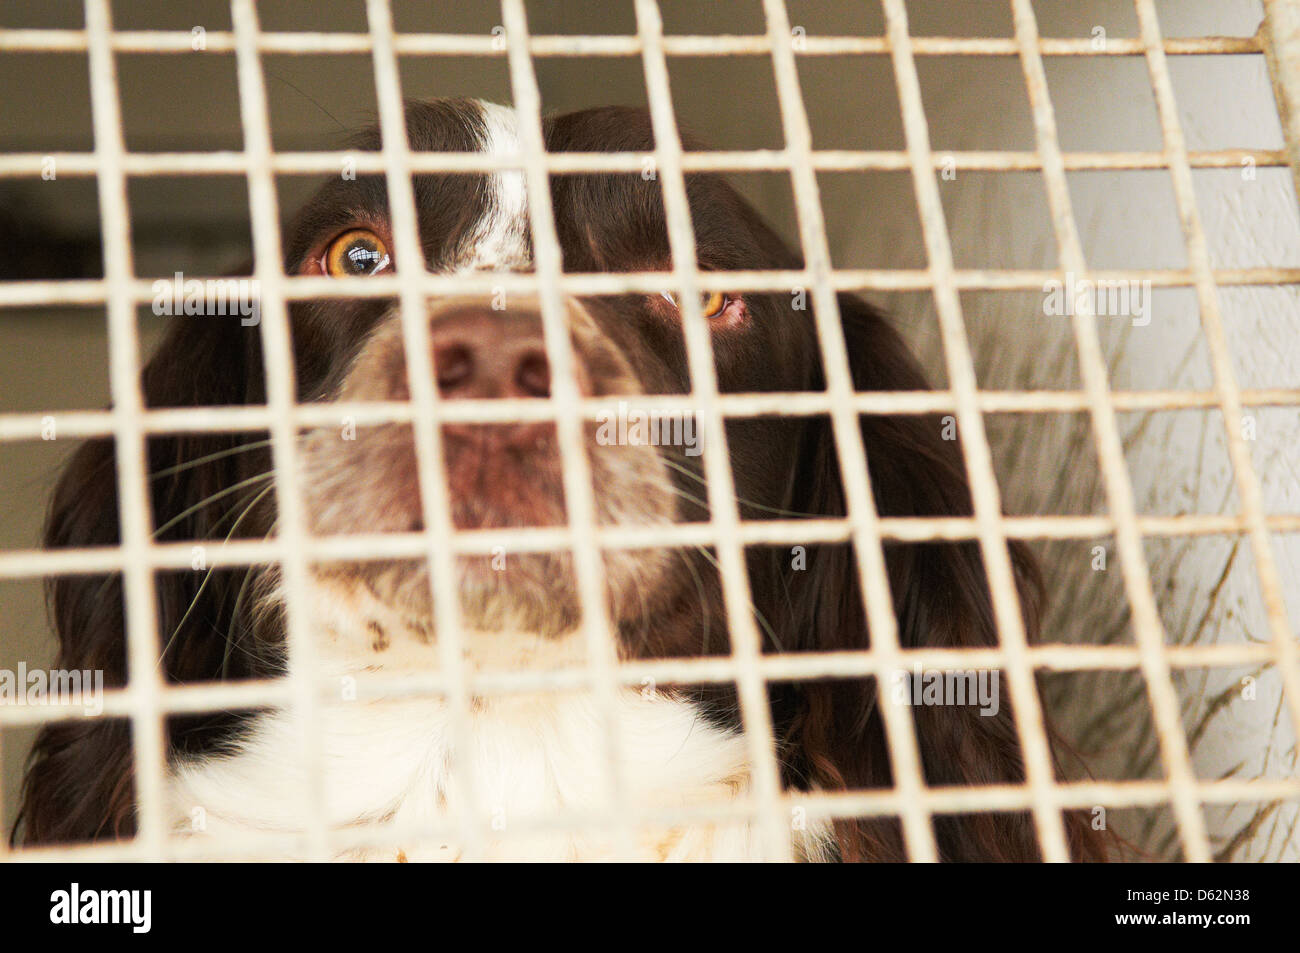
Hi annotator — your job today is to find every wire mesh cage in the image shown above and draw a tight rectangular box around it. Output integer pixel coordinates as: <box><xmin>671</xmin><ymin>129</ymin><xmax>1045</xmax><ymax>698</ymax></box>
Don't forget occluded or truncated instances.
<box><xmin>0</xmin><ymin>0</ymin><xmax>1297</xmax><ymax>862</ymax></box>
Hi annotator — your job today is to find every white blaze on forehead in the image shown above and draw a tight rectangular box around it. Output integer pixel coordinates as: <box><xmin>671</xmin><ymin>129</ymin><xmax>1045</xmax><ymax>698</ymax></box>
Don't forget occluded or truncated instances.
<box><xmin>469</xmin><ymin>100</ymin><xmax>531</xmax><ymax>270</ymax></box>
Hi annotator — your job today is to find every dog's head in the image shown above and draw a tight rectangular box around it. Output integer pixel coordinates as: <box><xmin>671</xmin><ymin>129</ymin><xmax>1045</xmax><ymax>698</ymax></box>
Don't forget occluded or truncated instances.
<box><xmin>19</xmin><ymin>99</ymin><xmax>1105</xmax><ymax>862</ymax></box>
<box><xmin>283</xmin><ymin>100</ymin><xmax>823</xmax><ymax>649</ymax></box>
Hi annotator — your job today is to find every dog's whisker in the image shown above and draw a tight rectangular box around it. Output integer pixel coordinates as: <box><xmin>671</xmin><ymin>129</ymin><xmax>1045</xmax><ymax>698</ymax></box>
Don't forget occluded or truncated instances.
<box><xmin>662</xmin><ymin>457</ymin><xmax>822</xmax><ymax>520</ymax></box>
<box><xmin>222</xmin><ymin>531</ymin><xmax>277</xmax><ymax>680</ymax></box>
<box><xmin>674</xmin><ymin>546</ymin><xmax>713</xmax><ymax>656</ymax></box>
<box><xmin>151</xmin><ymin>472</ymin><xmax>275</xmax><ymax>540</ymax></box>
<box><xmin>149</xmin><ymin>439</ymin><xmax>273</xmax><ymax>481</ymax></box>
<box><xmin>157</xmin><ymin>482</ymin><xmax>277</xmax><ymax>669</ymax></box>
<box><xmin>205</xmin><ymin>480</ymin><xmax>279</xmax><ymax>538</ymax></box>
<box><xmin>689</xmin><ymin>544</ymin><xmax>784</xmax><ymax>653</ymax></box>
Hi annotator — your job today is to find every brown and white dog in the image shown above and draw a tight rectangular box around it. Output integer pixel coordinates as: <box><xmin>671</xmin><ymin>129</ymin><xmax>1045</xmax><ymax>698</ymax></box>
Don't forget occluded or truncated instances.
<box><xmin>16</xmin><ymin>99</ymin><xmax>1105</xmax><ymax>861</ymax></box>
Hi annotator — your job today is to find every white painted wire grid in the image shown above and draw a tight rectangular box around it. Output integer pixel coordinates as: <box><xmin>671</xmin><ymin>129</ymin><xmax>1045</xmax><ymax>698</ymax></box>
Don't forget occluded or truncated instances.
<box><xmin>0</xmin><ymin>0</ymin><xmax>1296</xmax><ymax>861</ymax></box>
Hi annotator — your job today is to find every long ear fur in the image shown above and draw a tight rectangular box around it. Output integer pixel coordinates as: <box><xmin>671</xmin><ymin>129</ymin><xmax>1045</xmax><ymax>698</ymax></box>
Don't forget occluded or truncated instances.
<box><xmin>771</xmin><ymin>293</ymin><xmax>1109</xmax><ymax>862</ymax></box>
<box><xmin>14</xmin><ymin>315</ymin><xmax>271</xmax><ymax>845</ymax></box>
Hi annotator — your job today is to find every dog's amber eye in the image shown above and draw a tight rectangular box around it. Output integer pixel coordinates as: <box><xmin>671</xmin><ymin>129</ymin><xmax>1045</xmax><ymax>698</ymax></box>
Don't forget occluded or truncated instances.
<box><xmin>323</xmin><ymin>229</ymin><xmax>391</xmax><ymax>277</ymax></box>
<box><xmin>663</xmin><ymin>290</ymin><xmax>730</xmax><ymax>318</ymax></box>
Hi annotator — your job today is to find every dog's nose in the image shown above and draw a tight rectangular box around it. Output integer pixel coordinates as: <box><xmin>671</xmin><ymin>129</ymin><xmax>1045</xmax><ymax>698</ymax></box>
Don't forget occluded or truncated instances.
<box><xmin>428</xmin><ymin>301</ymin><xmax>594</xmax><ymax>456</ymax></box>
<box><xmin>430</xmin><ymin>306</ymin><xmax>563</xmax><ymax>400</ymax></box>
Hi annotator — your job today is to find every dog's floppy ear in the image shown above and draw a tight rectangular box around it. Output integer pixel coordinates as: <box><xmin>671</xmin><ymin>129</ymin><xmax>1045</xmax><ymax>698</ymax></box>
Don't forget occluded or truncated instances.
<box><xmin>15</xmin><ymin>314</ymin><xmax>270</xmax><ymax>845</ymax></box>
<box><xmin>774</xmin><ymin>293</ymin><xmax>1106</xmax><ymax>861</ymax></box>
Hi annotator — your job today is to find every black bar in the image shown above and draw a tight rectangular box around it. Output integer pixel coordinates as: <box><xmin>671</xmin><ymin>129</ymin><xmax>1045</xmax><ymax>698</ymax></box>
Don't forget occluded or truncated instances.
<box><xmin>0</xmin><ymin>861</ymin><xmax>1278</xmax><ymax>940</ymax></box>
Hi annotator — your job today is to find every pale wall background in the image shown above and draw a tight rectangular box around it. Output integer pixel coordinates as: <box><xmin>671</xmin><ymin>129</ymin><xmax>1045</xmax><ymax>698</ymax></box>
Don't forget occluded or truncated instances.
<box><xmin>1</xmin><ymin>0</ymin><xmax>1295</xmax><ymax>859</ymax></box>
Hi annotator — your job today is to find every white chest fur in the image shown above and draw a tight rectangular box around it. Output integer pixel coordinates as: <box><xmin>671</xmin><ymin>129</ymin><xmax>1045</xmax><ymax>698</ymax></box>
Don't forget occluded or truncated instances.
<box><xmin>168</xmin><ymin>577</ymin><xmax>830</xmax><ymax>861</ymax></box>
<box><xmin>168</xmin><ymin>682</ymin><xmax>804</xmax><ymax>861</ymax></box>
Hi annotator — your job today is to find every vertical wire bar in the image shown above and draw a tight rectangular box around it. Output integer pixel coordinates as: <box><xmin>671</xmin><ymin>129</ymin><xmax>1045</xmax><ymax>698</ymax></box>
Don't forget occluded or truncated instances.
<box><xmin>879</xmin><ymin>0</ymin><xmax>1072</xmax><ymax>861</ymax></box>
<box><xmin>633</xmin><ymin>0</ymin><xmax>792</xmax><ymax>861</ymax></box>
<box><xmin>500</xmin><ymin>0</ymin><xmax>639</xmax><ymax>859</ymax></box>
<box><xmin>363</xmin><ymin>0</ymin><xmax>485</xmax><ymax>863</ymax></box>
<box><xmin>83</xmin><ymin>0</ymin><xmax>167</xmax><ymax>859</ymax></box>
<box><xmin>1010</xmin><ymin>0</ymin><xmax>1213</xmax><ymax>863</ymax></box>
<box><xmin>1134</xmin><ymin>0</ymin><xmax>1300</xmax><ymax>750</ymax></box>
<box><xmin>759</xmin><ymin>0</ymin><xmax>938</xmax><ymax>862</ymax></box>
<box><xmin>229</xmin><ymin>0</ymin><xmax>328</xmax><ymax>861</ymax></box>
<box><xmin>1261</xmin><ymin>0</ymin><xmax>1300</xmax><ymax>209</ymax></box>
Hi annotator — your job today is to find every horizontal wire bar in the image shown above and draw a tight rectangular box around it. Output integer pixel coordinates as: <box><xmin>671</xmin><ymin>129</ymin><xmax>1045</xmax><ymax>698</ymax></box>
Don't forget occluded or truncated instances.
<box><xmin>1</xmin><ymin>267</ymin><xmax>1297</xmax><ymax>312</ymax></box>
<box><xmin>0</xmin><ymin>29</ymin><xmax>1264</xmax><ymax>57</ymax></box>
<box><xmin>1</xmin><ymin>761</ymin><xmax>1280</xmax><ymax>861</ymax></box>
<box><xmin>3</xmin><ymin>512</ymin><xmax>1297</xmax><ymax>580</ymax></box>
<box><xmin>0</xmin><ymin>148</ymin><xmax>1285</xmax><ymax>178</ymax></box>
<box><xmin>2</xmin><ymin>771</ymin><xmax>1296</xmax><ymax>864</ymax></box>
<box><xmin>0</xmin><ymin>639</ymin><xmax>1283</xmax><ymax>728</ymax></box>
<box><xmin>6</xmin><ymin>782</ymin><xmax>1299</xmax><ymax>866</ymax></box>
<box><xmin>3</xmin><ymin>388</ymin><xmax>1298</xmax><ymax>444</ymax></box>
